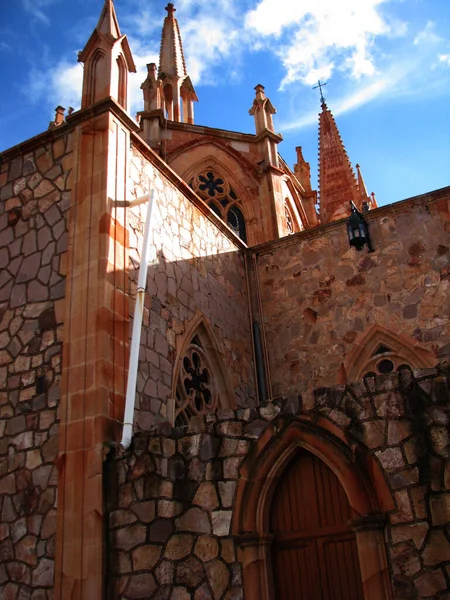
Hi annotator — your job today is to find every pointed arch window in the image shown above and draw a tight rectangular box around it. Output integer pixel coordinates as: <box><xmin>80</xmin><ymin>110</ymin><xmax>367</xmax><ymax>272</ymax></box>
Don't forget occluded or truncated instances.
<box><xmin>190</xmin><ymin>169</ymin><xmax>247</xmax><ymax>243</ymax></box>
<box><xmin>362</xmin><ymin>346</ymin><xmax>413</xmax><ymax>380</ymax></box>
<box><xmin>173</xmin><ymin>320</ymin><xmax>234</xmax><ymax>427</ymax></box>
<box><xmin>227</xmin><ymin>205</ymin><xmax>247</xmax><ymax>242</ymax></box>
<box><xmin>341</xmin><ymin>324</ymin><xmax>436</xmax><ymax>384</ymax></box>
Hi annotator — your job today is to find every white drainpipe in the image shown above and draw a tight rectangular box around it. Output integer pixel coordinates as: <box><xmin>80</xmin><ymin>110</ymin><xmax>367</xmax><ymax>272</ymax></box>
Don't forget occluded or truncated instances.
<box><xmin>120</xmin><ymin>190</ymin><xmax>155</xmax><ymax>449</ymax></box>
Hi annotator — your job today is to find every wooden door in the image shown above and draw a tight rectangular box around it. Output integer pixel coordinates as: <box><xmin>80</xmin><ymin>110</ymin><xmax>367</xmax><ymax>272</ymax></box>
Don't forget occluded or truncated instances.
<box><xmin>270</xmin><ymin>450</ymin><xmax>364</xmax><ymax>600</ymax></box>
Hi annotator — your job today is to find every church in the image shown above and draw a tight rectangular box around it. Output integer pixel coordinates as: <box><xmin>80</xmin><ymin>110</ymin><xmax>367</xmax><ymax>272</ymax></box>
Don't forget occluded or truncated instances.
<box><xmin>0</xmin><ymin>1</ymin><xmax>449</xmax><ymax>599</ymax></box>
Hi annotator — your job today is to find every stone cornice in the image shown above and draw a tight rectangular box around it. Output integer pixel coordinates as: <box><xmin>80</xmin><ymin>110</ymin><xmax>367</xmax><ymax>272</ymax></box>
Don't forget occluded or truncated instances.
<box><xmin>250</xmin><ymin>186</ymin><xmax>450</xmax><ymax>256</ymax></box>
<box><xmin>166</xmin><ymin>120</ymin><xmax>257</xmax><ymax>144</ymax></box>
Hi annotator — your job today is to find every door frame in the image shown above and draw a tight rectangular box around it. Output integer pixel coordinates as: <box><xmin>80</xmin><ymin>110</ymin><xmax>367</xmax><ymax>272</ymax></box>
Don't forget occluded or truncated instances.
<box><xmin>233</xmin><ymin>417</ymin><xmax>394</xmax><ymax>600</ymax></box>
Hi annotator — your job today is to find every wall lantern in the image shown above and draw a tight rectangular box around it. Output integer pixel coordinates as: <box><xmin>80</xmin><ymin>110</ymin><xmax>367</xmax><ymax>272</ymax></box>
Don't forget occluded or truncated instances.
<box><xmin>347</xmin><ymin>201</ymin><xmax>374</xmax><ymax>252</ymax></box>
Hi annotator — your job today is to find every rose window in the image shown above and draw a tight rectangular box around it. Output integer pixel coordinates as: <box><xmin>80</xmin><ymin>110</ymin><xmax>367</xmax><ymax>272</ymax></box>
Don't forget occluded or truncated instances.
<box><xmin>175</xmin><ymin>336</ymin><xmax>218</xmax><ymax>427</ymax></box>
<box><xmin>190</xmin><ymin>169</ymin><xmax>247</xmax><ymax>242</ymax></box>
<box><xmin>198</xmin><ymin>172</ymin><xmax>224</xmax><ymax>197</ymax></box>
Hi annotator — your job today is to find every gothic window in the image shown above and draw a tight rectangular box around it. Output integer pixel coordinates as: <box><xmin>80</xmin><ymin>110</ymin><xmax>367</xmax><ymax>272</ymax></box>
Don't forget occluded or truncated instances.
<box><xmin>227</xmin><ymin>205</ymin><xmax>247</xmax><ymax>242</ymax></box>
<box><xmin>362</xmin><ymin>345</ymin><xmax>411</xmax><ymax>380</ymax></box>
<box><xmin>174</xmin><ymin>321</ymin><xmax>234</xmax><ymax>427</ymax></box>
<box><xmin>175</xmin><ymin>335</ymin><xmax>218</xmax><ymax>427</ymax></box>
<box><xmin>190</xmin><ymin>169</ymin><xmax>247</xmax><ymax>242</ymax></box>
<box><xmin>285</xmin><ymin>202</ymin><xmax>294</xmax><ymax>234</ymax></box>
<box><xmin>341</xmin><ymin>324</ymin><xmax>436</xmax><ymax>384</ymax></box>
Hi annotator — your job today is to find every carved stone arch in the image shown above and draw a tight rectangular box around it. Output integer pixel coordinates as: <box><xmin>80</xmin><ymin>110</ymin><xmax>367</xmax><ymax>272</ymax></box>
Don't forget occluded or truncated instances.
<box><xmin>174</xmin><ymin>151</ymin><xmax>259</xmax><ymax>243</ymax></box>
<box><xmin>170</xmin><ymin>313</ymin><xmax>235</xmax><ymax>425</ymax></box>
<box><xmin>340</xmin><ymin>324</ymin><xmax>437</xmax><ymax>384</ymax></box>
<box><xmin>168</xmin><ymin>136</ymin><xmax>259</xmax><ymax>181</ymax></box>
<box><xmin>233</xmin><ymin>418</ymin><xmax>394</xmax><ymax>600</ymax></box>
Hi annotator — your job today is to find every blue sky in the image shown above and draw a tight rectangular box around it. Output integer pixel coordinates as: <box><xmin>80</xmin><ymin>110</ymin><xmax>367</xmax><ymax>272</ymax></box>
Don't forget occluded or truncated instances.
<box><xmin>0</xmin><ymin>0</ymin><xmax>449</xmax><ymax>206</ymax></box>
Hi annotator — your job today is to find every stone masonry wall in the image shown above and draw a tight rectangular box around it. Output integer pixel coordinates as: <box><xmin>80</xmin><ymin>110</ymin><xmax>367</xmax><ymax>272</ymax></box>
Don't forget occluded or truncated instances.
<box><xmin>128</xmin><ymin>145</ymin><xmax>256</xmax><ymax>429</ymax></box>
<box><xmin>108</xmin><ymin>363</ymin><xmax>450</xmax><ymax>600</ymax></box>
<box><xmin>255</xmin><ymin>192</ymin><xmax>450</xmax><ymax>397</ymax></box>
<box><xmin>0</xmin><ymin>132</ymin><xmax>72</xmax><ymax>599</ymax></box>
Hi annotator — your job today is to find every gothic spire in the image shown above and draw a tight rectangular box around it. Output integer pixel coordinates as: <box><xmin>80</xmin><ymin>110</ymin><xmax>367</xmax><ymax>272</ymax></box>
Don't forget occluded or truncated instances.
<box><xmin>157</xmin><ymin>4</ymin><xmax>197</xmax><ymax>123</ymax></box>
<box><xmin>159</xmin><ymin>3</ymin><xmax>187</xmax><ymax>79</ymax></box>
<box><xmin>96</xmin><ymin>0</ymin><xmax>121</xmax><ymax>40</ymax></box>
<box><xmin>355</xmin><ymin>163</ymin><xmax>377</xmax><ymax>210</ymax></box>
<box><xmin>318</xmin><ymin>101</ymin><xmax>359</xmax><ymax>224</ymax></box>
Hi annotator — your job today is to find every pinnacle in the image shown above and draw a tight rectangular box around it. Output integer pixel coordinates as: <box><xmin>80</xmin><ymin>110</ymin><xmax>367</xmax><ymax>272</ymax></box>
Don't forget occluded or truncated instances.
<box><xmin>97</xmin><ymin>0</ymin><xmax>121</xmax><ymax>40</ymax></box>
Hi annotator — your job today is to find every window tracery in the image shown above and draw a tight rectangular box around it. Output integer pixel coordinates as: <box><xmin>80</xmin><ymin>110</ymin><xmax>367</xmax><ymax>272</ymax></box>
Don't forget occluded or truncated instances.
<box><xmin>190</xmin><ymin>169</ymin><xmax>247</xmax><ymax>242</ymax></box>
<box><xmin>175</xmin><ymin>334</ymin><xmax>219</xmax><ymax>427</ymax></box>
<box><xmin>362</xmin><ymin>345</ymin><xmax>412</xmax><ymax>380</ymax></box>
<box><xmin>285</xmin><ymin>202</ymin><xmax>294</xmax><ymax>234</ymax></box>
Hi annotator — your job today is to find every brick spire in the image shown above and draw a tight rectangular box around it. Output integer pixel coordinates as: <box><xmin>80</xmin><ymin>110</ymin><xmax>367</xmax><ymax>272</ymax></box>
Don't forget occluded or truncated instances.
<box><xmin>318</xmin><ymin>101</ymin><xmax>359</xmax><ymax>224</ymax></box>
<box><xmin>157</xmin><ymin>4</ymin><xmax>197</xmax><ymax>123</ymax></box>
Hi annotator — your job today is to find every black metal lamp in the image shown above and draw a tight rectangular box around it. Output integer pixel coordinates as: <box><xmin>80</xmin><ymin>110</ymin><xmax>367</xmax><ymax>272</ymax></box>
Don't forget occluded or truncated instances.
<box><xmin>347</xmin><ymin>201</ymin><xmax>374</xmax><ymax>252</ymax></box>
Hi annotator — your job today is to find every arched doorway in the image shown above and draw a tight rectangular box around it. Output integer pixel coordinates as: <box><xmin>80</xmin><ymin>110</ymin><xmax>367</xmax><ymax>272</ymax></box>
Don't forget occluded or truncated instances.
<box><xmin>270</xmin><ymin>449</ymin><xmax>364</xmax><ymax>600</ymax></box>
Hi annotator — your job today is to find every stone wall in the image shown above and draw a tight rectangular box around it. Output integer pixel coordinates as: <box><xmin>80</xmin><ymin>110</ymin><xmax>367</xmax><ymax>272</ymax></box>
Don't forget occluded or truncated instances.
<box><xmin>0</xmin><ymin>131</ymin><xmax>72</xmax><ymax>599</ymax></box>
<box><xmin>255</xmin><ymin>191</ymin><xmax>450</xmax><ymax>397</ymax></box>
<box><xmin>128</xmin><ymin>145</ymin><xmax>256</xmax><ymax>429</ymax></box>
<box><xmin>107</xmin><ymin>363</ymin><xmax>450</xmax><ymax>600</ymax></box>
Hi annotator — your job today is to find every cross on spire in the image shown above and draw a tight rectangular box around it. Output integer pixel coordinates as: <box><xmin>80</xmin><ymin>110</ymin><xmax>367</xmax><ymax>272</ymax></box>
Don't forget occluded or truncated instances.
<box><xmin>313</xmin><ymin>80</ymin><xmax>327</xmax><ymax>104</ymax></box>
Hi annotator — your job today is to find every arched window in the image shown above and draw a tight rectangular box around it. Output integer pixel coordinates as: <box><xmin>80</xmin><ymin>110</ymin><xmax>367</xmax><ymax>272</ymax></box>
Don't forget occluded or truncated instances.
<box><xmin>362</xmin><ymin>346</ymin><xmax>415</xmax><ymax>380</ymax></box>
<box><xmin>173</xmin><ymin>319</ymin><xmax>234</xmax><ymax>427</ymax></box>
<box><xmin>227</xmin><ymin>205</ymin><xmax>247</xmax><ymax>242</ymax></box>
<box><xmin>190</xmin><ymin>169</ymin><xmax>247</xmax><ymax>242</ymax></box>
<box><xmin>340</xmin><ymin>324</ymin><xmax>437</xmax><ymax>384</ymax></box>
<box><xmin>163</xmin><ymin>83</ymin><xmax>174</xmax><ymax>119</ymax></box>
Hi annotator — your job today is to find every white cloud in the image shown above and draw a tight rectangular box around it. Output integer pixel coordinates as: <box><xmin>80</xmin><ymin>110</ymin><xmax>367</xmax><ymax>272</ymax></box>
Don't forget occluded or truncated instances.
<box><xmin>245</xmin><ymin>0</ymin><xmax>393</xmax><ymax>87</ymax></box>
<box><xmin>414</xmin><ymin>21</ymin><xmax>441</xmax><ymax>46</ymax></box>
<box><xmin>439</xmin><ymin>54</ymin><xmax>450</xmax><ymax>66</ymax></box>
<box><xmin>26</xmin><ymin>60</ymin><xmax>83</xmax><ymax>116</ymax></box>
<box><xmin>22</xmin><ymin>0</ymin><xmax>59</xmax><ymax>25</ymax></box>
<box><xmin>182</xmin><ymin>16</ymin><xmax>240</xmax><ymax>84</ymax></box>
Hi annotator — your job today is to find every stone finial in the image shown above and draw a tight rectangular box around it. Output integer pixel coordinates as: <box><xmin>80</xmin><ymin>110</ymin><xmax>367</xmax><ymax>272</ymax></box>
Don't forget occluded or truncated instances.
<box><xmin>294</xmin><ymin>146</ymin><xmax>312</xmax><ymax>193</ymax></box>
<box><xmin>254</xmin><ymin>84</ymin><xmax>266</xmax><ymax>100</ymax></box>
<box><xmin>166</xmin><ymin>3</ymin><xmax>176</xmax><ymax>16</ymax></box>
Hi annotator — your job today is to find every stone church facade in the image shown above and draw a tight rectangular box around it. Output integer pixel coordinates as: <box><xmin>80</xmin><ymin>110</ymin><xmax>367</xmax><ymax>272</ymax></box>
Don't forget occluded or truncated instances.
<box><xmin>0</xmin><ymin>2</ymin><xmax>449</xmax><ymax>599</ymax></box>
